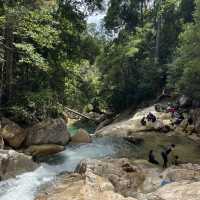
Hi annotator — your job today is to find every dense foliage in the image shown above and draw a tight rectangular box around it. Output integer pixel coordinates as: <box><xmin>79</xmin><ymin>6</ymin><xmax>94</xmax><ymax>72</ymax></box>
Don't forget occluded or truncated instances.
<box><xmin>0</xmin><ymin>0</ymin><xmax>102</xmax><ymax>124</ymax></box>
<box><xmin>168</xmin><ymin>0</ymin><xmax>200</xmax><ymax>100</ymax></box>
<box><xmin>96</xmin><ymin>0</ymin><xmax>198</xmax><ymax>111</ymax></box>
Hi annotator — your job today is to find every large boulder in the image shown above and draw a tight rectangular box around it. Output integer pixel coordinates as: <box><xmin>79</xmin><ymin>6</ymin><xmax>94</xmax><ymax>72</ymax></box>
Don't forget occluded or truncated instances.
<box><xmin>0</xmin><ymin>149</ymin><xmax>38</xmax><ymax>180</ymax></box>
<box><xmin>147</xmin><ymin>181</ymin><xmax>200</xmax><ymax>200</ymax></box>
<box><xmin>36</xmin><ymin>172</ymin><xmax>138</xmax><ymax>200</ymax></box>
<box><xmin>25</xmin><ymin>144</ymin><xmax>65</xmax><ymax>156</ymax></box>
<box><xmin>0</xmin><ymin>118</ymin><xmax>26</xmax><ymax>148</ymax></box>
<box><xmin>161</xmin><ymin>163</ymin><xmax>200</xmax><ymax>182</ymax></box>
<box><xmin>25</xmin><ymin>118</ymin><xmax>70</xmax><ymax>146</ymax></box>
<box><xmin>75</xmin><ymin>158</ymin><xmax>162</xmax><ymax>197</ymax></box>
<box><xmin>70</xmin><ymin>129</ymin><xmax>92</xmax><ymax>144</ymax></box>
<box><xmin>95</xmin><ymin>106</ymin><xmax>173</xmax><ymax>137</ymax></box>
<box><xmin>145</xmin><ymin>164</ymin><xmax>200</xmax><ymax>200</ymax></box>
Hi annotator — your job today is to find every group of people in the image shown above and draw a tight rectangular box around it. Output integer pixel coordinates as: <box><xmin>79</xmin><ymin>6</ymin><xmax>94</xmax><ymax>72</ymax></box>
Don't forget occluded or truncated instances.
<box><xmin>148</xmin><ymin>144</ymin><xmax>179</xmax><ymax>168</ymax></box>
<box><xmin>141</xmin><ymin>102</ymin><xmax>194</xmax><ymax>134</ymax></box>
<box><xmin>166</xmin><ymin>103</ymin><xmax>194</xmax><ymax>133</ymax></box>
<box><xmin>141</xmin><ymin>112</ymin><xmax>157</xmax><ymax>126</ymax></box>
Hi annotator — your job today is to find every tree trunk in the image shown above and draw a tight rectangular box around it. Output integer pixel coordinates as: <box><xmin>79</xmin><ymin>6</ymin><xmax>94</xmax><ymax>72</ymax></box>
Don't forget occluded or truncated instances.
<box><xmin>155</xmin><ymin>0</ymin><xmax>162</xmax><ymax>64</ymax></box>
<box><xmin>0</xmin><ymin>26</ymin><xmax>5</xmax><ymax>106</ymax></box>
<box><xmin>4</xmin><ymin>22</ymin><xmax>14</xmax><ymax>102</ymax></box>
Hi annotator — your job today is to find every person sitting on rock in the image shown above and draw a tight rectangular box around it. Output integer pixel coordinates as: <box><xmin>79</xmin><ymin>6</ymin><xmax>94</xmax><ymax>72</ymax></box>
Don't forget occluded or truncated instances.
<box><xmin>148</xmin><ymin>150</ymin><xmax>159</xmax><ymax>165</ymax></box>
<box><xmin>141</xmin><ymin>117</ymin><xmax>146</xmax><ymax>126</ymax></box>
<box><xmin>161</xmin><ymin>144</ymin><xmax>176</xmax><ymax>168</ymax></box>
<box><xmin>172</xmin><ymin>155</ymin><xmax>180</xmax><ymax>166</ymax></box>
<box><xmin>147</xmin><ymin>112</ymin><xmax>156</xmax><ymax>123</ymax></box>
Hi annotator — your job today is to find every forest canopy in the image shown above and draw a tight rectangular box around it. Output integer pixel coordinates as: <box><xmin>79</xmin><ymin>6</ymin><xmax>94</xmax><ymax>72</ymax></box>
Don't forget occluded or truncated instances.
<box><xmin>0</xmin><ymin>0</ymin><xmax>199</xmax><ymax>123</ymax></box>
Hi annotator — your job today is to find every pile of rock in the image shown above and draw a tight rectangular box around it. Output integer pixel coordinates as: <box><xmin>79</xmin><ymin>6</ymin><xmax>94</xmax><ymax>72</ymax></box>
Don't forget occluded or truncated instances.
<box><xmin>0</xmin><ymin>117</ymin><xmax>71</xmax><ymax>180</ymax></box>
<box><xmin>0</xmin><ymin>118</ymin><xmax>70</xmax><ymax>156</ymax></box>
<box><xmin>36</xmin><ymin>158</ymin><xmax>200</xmax><ymax>200</ymax></box>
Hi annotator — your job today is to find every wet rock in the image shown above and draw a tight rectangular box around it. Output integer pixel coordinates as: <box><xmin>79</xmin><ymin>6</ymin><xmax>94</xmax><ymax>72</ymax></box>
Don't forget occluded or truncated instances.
<box><xmin>0</xmin><ymin>149</ymin><xmax>38</xmax><ymax>180</ymax></box>
<box><xmin>0</xmin><ymin>118</ymin><xmax>26</xmax><ymax>149</ymax></box>
<box><xmin>25</xmin><ymin>118</ymin><xmax>70</xmax><ymax>146</ymax></box>
<box><xmin>25</xmin><ymin>144</ymin><xmax>65</xmax><ymax>156</ymax></box>
<box><xmin>70</xmin><ymin>129</ymin><xmax>92</xmax><ymax>144</ymax></box>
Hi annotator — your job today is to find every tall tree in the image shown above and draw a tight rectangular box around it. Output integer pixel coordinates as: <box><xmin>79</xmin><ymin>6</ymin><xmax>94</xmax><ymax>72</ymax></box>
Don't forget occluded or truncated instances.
<box><xmin>167</xmin><ymin>0</ymin><xmax>200</xmax><ymax>99</ymax></box>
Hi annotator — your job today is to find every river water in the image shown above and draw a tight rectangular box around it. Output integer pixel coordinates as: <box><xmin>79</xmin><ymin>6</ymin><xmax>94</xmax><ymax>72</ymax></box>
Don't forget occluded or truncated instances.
<box><xmin>0</xmin><ymin>134</ymin><xmax>200</xmax><ymax>200</ymax></box>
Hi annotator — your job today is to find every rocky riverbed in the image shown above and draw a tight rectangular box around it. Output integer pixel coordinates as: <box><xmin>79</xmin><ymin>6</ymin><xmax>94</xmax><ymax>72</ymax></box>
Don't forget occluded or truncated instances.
<box><xmin>36</xmin><ymin>158</ymin><xmax>200</xmax><ymax>200</ymax></box>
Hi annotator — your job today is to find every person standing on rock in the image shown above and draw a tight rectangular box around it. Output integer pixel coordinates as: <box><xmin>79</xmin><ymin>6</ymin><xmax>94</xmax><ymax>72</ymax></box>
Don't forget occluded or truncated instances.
<box><xmin>161</xmin><ymin>144</ymin><xmax>176</xmax><ymax>168</ymax></box>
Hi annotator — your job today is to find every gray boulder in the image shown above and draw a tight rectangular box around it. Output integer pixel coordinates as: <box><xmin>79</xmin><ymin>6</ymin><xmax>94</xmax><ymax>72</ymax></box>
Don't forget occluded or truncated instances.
<box><xmin>25</xmin><ymin>118</ymin><xmax>70</xmax><ymax>146</ymax></box>
<box><xmin>70</xmin><ymin>129</ymin><xmax>92</xmax><ymax>144</ymax></box>
<box><xmin>0</xmin><ymin>149</ymin><xmax>38</xmax><ymax>180</ymax></box>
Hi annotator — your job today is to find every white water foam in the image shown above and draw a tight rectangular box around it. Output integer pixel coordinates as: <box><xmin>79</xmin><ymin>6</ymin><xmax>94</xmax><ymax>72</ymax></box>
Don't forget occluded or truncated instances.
<box><xmin>0</xmin><ymin>138</ymin><xmax>115</xmax><ymax>200</ymax></box>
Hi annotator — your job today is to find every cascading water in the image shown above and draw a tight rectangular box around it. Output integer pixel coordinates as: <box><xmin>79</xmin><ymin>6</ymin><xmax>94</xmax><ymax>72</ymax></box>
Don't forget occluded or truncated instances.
<box><xmin>0</xmin><ymin>137</ymin><xmax>129</xmax><ymax>200</ymax></box>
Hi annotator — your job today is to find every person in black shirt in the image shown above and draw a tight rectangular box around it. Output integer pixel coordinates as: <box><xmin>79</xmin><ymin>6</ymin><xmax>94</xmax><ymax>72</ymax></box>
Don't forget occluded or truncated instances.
<box><xmin>161</xmin><ymin>144</ymin><xmax>176</xmax><ymax>168</ymax></box>
<box><xmin>148</xmin><ymin>150</ymin><xmax>159</xmax><ymax>165</ymax></box>
<box><xmin>141</xmin><ymin>117</ymin><xmax>146</xmax><ymax>126</ymax></box>
<box><xmin>147</xmin><ymin>112</ymin><xmax>157</xmax><ymax>123</ymax></box>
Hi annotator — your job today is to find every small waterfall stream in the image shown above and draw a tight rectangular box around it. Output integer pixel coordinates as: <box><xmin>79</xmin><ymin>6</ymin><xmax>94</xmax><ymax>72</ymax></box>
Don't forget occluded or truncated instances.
<box><xmin>0</xmin><ymin>134</ymin><xmax>200</xmax><ymax>200</ymax></box>
<box><xmin>0</xmin><ymin>137</ymin><xmax>127</xmax><ymax>200</ymax></box>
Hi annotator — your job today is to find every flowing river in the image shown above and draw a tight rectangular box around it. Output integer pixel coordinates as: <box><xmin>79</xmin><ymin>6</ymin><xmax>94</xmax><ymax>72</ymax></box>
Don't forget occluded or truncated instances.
<box><xmin>0</xmin><ymin>132</ymin><xmax>200</xmax><ymax>200</ymax></box>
